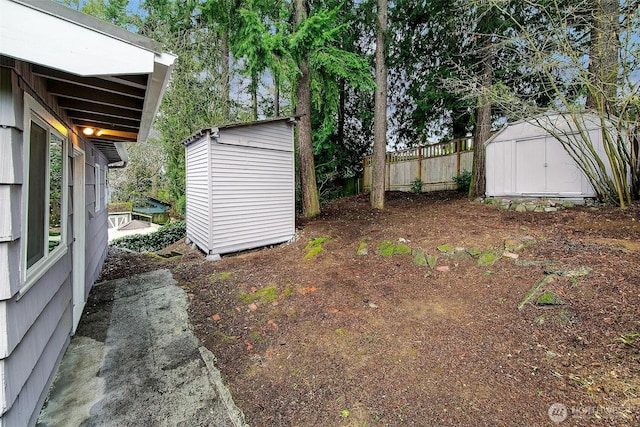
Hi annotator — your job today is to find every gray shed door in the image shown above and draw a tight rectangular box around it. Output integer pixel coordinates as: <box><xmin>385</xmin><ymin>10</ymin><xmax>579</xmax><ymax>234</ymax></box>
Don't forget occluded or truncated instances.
<box><xmin>515</xmin><ymin>137</ymin><xmax>586</xmax><ymax>195</ymax></box>
<box><xmin>515</xmin><ymin>138</ymin><xmax>546</xmax><ymax>194</ymax></box>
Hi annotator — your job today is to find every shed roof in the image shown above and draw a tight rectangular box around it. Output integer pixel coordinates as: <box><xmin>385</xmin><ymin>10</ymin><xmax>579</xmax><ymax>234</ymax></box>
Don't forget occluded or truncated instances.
<box><xmin>181</xmin><ymin>116</ymin><xmax>297</xmax><ymax>147</ymax></box>
<box><xmin>484</xmin><ymin>112</ymin><xmax>610</xmax><ymax>147</ymax></box>
<box><xmin>0</xmin><ymin>0</ymin><xmax>176</xmax><ymax>163</ymax></box>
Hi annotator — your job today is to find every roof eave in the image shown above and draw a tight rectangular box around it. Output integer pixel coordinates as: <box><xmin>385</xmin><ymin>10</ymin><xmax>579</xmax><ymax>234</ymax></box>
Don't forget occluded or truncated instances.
<box><xmin>138</xmin><ymin>52</ymin><xmax>177</xmax><ymax>142</ymax></box>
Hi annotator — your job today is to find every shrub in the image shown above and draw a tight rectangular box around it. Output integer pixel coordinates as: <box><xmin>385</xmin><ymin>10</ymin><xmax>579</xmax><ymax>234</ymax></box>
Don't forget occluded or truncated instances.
<box><xmin>411</xmin><ymin>177</ymin><xmax>423</xmax><ymax>194</ymax></box>
<box><xmin>452</xmin><ymin>170</ymin><xmax>472</xmax><ymax>193</ymax></box>
<box><xmin>110</xmin><ymin>220</ymin><xmax>186</xmax><ymax>252</ymax></box>
<box><xmin>108</xmin><ymin>202</ymin><xmax>132</xmax><ymax>213</ymax></box>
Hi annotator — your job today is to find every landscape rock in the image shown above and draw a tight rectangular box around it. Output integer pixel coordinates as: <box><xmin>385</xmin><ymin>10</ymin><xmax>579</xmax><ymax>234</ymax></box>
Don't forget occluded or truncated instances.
<box><xmin>426</xmin><ymin>255</ymin><xmax>438</xmax><ymax>269</ymax></box>
<box><xmin>477</xmin><ymin>251</ymin><xmax>499</xmax><ymax>267</ymax></box>
<box><xmin>356</xmin><ymin>242</ymin><xmax>368</xmax><ymax>256</ymax></box>
<box><xmin>466</xmin><ymin>248</ymin><xmax>482</xmax><ymax>257</ymax></box>
<box><xmin>544</xmin><ymin>266</ymin><xmax>592</xmax><ymax>277</ymax></box>
<box><xmin>413</xmin><ymin>248</ymin><xmax>427</xmax><ymax>267</ymax></box>
<box><xmin>536</xmin><ymin>290</ymin><xmax>564</xmax><ymax>306</ymax></box>
<box><xmin>437</xmin><ymin>244</ymin><xmax>455</xmax><ymax>254</ymax></box>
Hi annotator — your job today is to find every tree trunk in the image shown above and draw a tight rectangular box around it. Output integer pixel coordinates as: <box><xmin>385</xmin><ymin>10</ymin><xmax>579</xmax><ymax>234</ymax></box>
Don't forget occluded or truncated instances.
<box><xmin>251</xmin><ymin>74</ymin><xmax>258</xmax><ymax>120</ymax></box>
<box><xmin>585</xmin><ymin>0</ymin><xmax>620</xmax><ymax>115</ymax></box>
<box><xmin>338</xmin><ymin>78</ymin><xmax>345</xmax><ymax>148</ymax></box>
<box><xmin>469</xmin><ymin>41</ymin><xmax>492</xmax><ymax>198</ymax></box>
<box><xmin>221</xmin><ymin>29</ymin><xmax>231</xmax><ymax>121</ymax></box>
<box><xmin>371</xmin><ymin>0</ymin><xmax>388</xmax><ymax>209</ymax></box>
<box><xmin>295</xmin><ymin>0</ymin><xmax>320</xmax><ymax>217</ymax></box>
<box><xmin>274</xmin><ymin>71</ymin><xmax>280</xmax><ymax>117</ymax></box>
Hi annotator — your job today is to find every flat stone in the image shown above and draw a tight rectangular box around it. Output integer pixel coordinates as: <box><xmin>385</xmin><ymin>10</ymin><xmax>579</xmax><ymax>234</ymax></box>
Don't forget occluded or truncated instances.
<box><xmin>466</xmin><ymin>248</ymin><xmax>482</xmax><ymax>257</ymax></box>
<box><xmin>515</xmin><ymin>259</ymin><xmax>548</xmax><ymax>267</ymax></box>
<box><xmin>518</xmin><ymin>275</ymin><xmax>555</xmax><ymax>310</ymax></box>
<box><xmin>426</xmin><ymin>255</ymin><xmax>438</xmax><ymax>269</ymax></box>
<box><xmin>413</xmin><ymin>248</ymin><xmax>427</xmax><ymax>267</ymax></box>
<box><xmin>437</xmin><ymin>244</ymin><xmax>454</xmax><ymax>254</ymax></box>
<box><xmin>477</xmin><ymin>251</ymin><xmax>499</xmax><ymax>267</ymax></box>
<box><xmin>394</xmin><ymin>243</ymin><xmax>412</xmax><ymax>255</ymax></box>
<box><xmin>514</xmin><ymin>204</ymin><xmax>527</xmax><ymax>212</ymax></box>
<box><xmin>536</xmin><ymin>290</ymin><xmax>564</xmax><ymax>306</ymax></box>
<box><xmin>452</xmin><ymin>250</ymin><xmax>471</xmax><ymax>260</ymax></box>
<box><xmin>545</xmin><ymin>266</ymin><xmax>592</xmax><ymax>277</ymax></box>
<box><xmin>356</xmin><ymin>242</ymin><xmax>368</xmax><ymax>256</ymax></box>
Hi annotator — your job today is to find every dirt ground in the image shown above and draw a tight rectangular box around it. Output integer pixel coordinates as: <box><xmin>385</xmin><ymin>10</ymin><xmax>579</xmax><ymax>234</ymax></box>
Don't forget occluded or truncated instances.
<box><xmin>98</xmin><ymin>192</ymin><xmax>640</xmax><ymax>426</ymax></box>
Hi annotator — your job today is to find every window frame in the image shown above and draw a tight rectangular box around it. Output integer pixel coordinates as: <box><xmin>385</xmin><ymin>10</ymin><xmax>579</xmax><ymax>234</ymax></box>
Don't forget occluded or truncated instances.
<box><xmin>20</xmin><ymin>94</ymin><xmax>69</xmax><ymax>294</ymax></box>
<box><xmin>94</xmin><ymin>163</ymin><xmax>101</xmax><ymax>212</ymax></box>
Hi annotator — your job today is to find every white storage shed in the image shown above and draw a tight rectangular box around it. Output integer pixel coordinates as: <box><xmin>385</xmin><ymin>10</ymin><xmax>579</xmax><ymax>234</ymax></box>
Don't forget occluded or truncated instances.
<box><xmin>182</xmin><ymin>117</ymin><xmax>296</xmax><ymax>258</ymax></box>
<box><xmin>485</xmin><ymin>112</ymin><xmax>623</xmax><ymax>200</ymax></box>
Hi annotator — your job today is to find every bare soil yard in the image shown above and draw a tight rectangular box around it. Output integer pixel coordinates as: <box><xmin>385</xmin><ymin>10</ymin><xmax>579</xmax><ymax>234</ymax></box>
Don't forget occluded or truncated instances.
<box><xmin>99</xmin><ymin>192</ymin><xmax>640</xmax><ymax>426</ymax></box>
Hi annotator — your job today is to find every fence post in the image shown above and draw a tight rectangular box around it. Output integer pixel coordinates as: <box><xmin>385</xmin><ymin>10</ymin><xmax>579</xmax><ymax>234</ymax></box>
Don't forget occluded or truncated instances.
<box><xmin>386</xmin><ymin>152</ymin><xmax>391</xmax><ymax>191</ymax></box>
<box><xmin>418</xmin><ymin>146</ymin><xmax>422</xmax><ymax>181</ymax></box>
<box><xmin>456</xmin><ymin>138</ymin><xmax>461</xmax><ymax>175</ymax></box>
<box><xmin>363</xmin><ymin>156</ymin><xmax>367</xmax><ymax>191</ymax></box>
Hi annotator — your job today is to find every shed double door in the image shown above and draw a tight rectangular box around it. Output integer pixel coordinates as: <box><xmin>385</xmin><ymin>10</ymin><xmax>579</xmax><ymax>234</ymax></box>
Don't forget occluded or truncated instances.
<box><xmin>515</xmin><ymin>137</ymin><xmax>583</xmax><ymax>195</ymax></box>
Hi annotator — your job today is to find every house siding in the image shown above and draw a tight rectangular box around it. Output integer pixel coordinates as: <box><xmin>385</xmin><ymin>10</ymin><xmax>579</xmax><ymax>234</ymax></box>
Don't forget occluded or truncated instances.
<box><xmin>184</xmin><ymin>120</ymin><xmax>295</xmax><ymax>256</ymax></box>
<box><xmin>0</xmin><ymin>60</ymin><xmax>108</xmax><ymax>427</ymax></box>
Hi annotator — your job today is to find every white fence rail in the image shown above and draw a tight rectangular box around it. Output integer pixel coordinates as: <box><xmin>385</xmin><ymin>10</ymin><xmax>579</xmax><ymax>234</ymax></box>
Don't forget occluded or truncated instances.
<box><xmin>108</xmin><ymin>212</ymin><xmax>131</xmax><ymax>229</ymax></box>
<box><xmin>363</xmin><ymin>138</ymin><xmax>474</xmax><ymax>192</ymax></box>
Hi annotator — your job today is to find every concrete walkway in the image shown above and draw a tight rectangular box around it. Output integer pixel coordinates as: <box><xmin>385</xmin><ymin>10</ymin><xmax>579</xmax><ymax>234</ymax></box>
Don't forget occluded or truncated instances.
<box><xmin>108</xmin><ymin>221</ymin><xmax>161</xmax><ymax>242</ymax></box>
<box><xmin>37</xmin><ymin>270</ymin><xmax>248</xmax><ymax>427</ymax></box>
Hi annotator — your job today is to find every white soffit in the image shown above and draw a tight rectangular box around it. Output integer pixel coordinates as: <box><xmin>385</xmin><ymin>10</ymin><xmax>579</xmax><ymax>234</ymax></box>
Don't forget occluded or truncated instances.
<box><xmin>0</xmin><ymin>0</ymin><xmax>154</xmax><ymax>76</ymax></box>
<box><xmin>138</xmin><ymin>52</ymin><xmax>176</xmax><ymax>142</ymax></box>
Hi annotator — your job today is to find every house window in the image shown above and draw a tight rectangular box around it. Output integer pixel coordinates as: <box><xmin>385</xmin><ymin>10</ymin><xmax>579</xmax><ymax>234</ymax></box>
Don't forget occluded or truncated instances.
<box><xmin>22</xmin><ymin>95</ymin><xmax>68</xmax><ymax>288</ymax></box>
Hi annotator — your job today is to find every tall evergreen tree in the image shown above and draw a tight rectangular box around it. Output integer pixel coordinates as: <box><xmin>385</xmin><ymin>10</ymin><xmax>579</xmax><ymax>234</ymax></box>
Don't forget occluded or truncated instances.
<box><xmin>370</xmin><ymin>0</ymin><xmax>387</xmax><ymax>209</ymax></box>
<box><xmin>294</xmin><ymin>0</ymin><xmax>321</xmax><ymax>217</ymax></box>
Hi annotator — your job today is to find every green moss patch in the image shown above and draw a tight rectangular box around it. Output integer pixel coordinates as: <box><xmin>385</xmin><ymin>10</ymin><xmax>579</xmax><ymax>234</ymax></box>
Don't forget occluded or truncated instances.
<box><xmin>377</xmin><ymin>241</ymin><xmax>396</xmax><ymax>256</ymax></box>
<box><xmin>477</xmin><ymin>251</ymin><xmax>499</xmax><ymax>267</ymax></box>
<box><xmin>413</xmin><ymin>248</ymin><xmax>427</xmax><ymax>266</ymax></box>
<box><xmin>466</xmin><ymin>248</ymin><xmax>482</xmax><ymax>257</ymax></box>
<box><xmin>426</xmin><ymin>255</ymin><xmax>438</xmax><ymax>269</ymax></box>
<box><xmin>210</xmin><ymin>272</ymin><xmax>232</xmax><ymax>283</ymax></box>
<box><xmin>394</xmin><ymin>243</ymin><xmax>412</xmax><ymax>255</ymax></box>
<box><xmin>356</xmin><ymin>241</ymin><xmax>368</xmax><ymax>256</ymax></box>
<box><xmin>376</xmin><ymin>241</ymin><xmax>412</xmax><ymax>256</ymax></box>
<box><xmin>437</xmin><ymin>244</ymin><xmax>455</xmax><ymax>254</ymax></box>
<box><xmin>518</xmin><ymin>275</ymin><xmax>555</xmax><ymax>310</ymax></box>
<box><xmin>238</xmin><ymin>284</ymin><xmax>279</xmax><ymax>304</ymax></box>
<box><xmin>304</xmin><ymin>237</ymin><xmax>331</xmax><ymax>259</ymax></box>
<box><xmin>536</xmin><ymin>290</ymin><xmax>564</xmax><ymax>306</ymax></box>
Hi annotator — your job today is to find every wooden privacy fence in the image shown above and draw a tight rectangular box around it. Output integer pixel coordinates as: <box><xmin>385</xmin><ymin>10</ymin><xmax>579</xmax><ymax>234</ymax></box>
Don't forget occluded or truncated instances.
<box><xmin>363</xmin><ymin>138</ymin><xmax>474</xmax><ymax>192</ymax></box>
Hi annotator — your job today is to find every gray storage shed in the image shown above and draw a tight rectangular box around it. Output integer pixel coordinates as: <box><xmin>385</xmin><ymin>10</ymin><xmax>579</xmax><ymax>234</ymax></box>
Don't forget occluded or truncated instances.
<box><xmin>485</xmin><ymin>112</ymin><xmax>626</xmax><ymax>200</ymax></box>
<box><xmin>182</xmin><ymin>117</ymin><xmax>296</xmax><ymax>258</ymax></box>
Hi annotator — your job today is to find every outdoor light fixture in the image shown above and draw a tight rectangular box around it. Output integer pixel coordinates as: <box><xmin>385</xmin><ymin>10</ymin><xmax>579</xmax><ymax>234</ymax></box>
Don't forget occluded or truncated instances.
<box><xmin>82</xmin><ymin>127</ymin><xmax>137</xmax><ymax>140</ymax></box>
